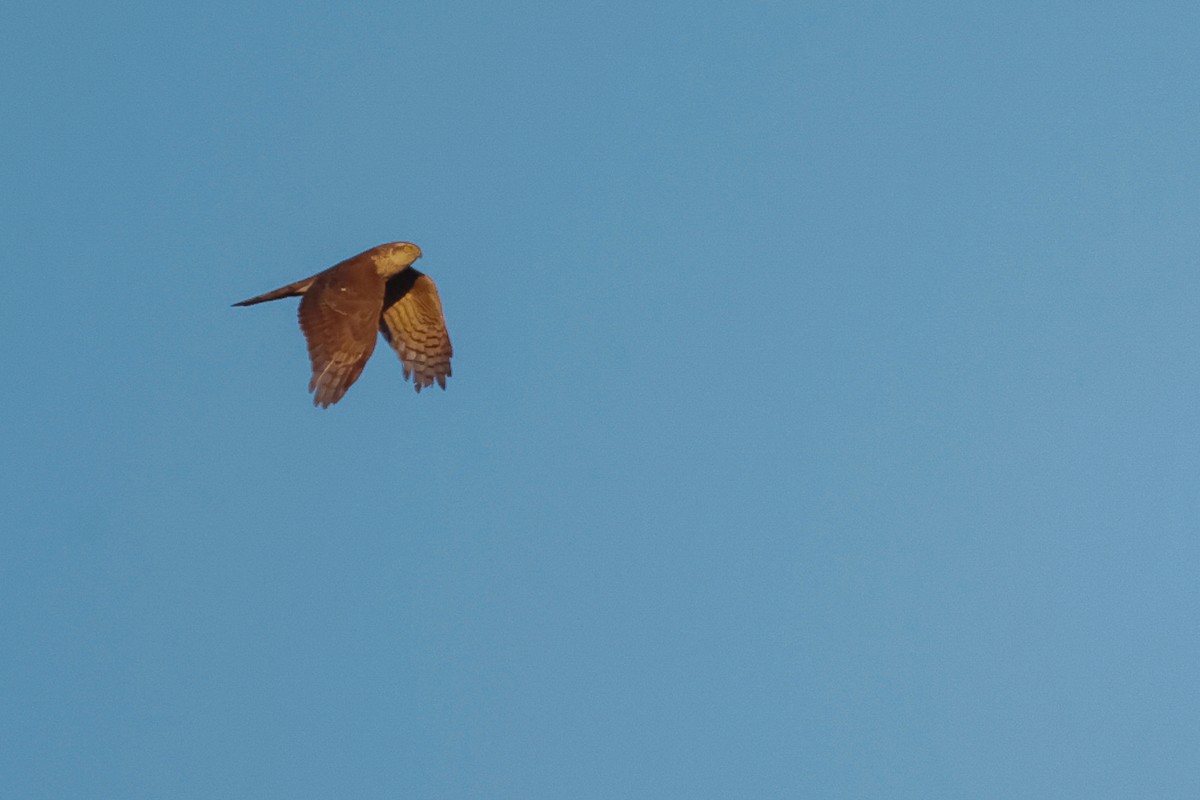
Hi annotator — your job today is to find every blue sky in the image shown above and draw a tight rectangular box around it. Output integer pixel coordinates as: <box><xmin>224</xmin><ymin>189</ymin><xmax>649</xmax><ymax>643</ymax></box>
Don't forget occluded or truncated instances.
<box><xmin>3</xmin><ymin>1</ymin><xmax>1199</xmax><ymax>797</ymax></box>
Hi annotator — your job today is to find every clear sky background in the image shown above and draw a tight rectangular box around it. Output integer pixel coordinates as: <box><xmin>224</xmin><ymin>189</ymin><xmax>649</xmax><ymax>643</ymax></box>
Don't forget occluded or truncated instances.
<box><xmin>3</xmin><ymin>2</ymin><xmax>1198</xmax><ymax>797</ymax></box>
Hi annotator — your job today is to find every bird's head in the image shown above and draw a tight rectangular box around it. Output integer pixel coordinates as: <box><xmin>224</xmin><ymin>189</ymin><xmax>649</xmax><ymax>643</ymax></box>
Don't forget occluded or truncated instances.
<box><xmin>372</xmin><ymin>241</ymin><xmax>423</xmax><ymax>277</ymax></box>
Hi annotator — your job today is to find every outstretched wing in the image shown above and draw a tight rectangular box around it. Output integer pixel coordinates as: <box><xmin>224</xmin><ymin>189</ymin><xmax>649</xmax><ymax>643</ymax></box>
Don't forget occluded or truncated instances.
<box><xmin>380</xmin><ymin>269</ymin><xmax>453</xmax><ymax>392</ymax></box>
<box><xmin>298</xmin><ymin>265</ymin><xmax>386</xmax><ymax>407</ymax></box>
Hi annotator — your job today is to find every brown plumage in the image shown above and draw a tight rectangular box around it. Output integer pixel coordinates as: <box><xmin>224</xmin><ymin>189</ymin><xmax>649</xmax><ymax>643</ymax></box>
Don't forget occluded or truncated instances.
<box><xmin>233</xmin><ymin>242</ymin><xmax>453</xmax><ymax>407</ymax></box>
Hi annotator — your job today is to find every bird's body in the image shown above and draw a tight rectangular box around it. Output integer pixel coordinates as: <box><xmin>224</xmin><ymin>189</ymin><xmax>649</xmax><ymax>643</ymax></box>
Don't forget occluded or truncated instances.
<box><xmin>233</xmin><ymin>242</ymin><xmax>452</xmax><ymax>407</ymax></box>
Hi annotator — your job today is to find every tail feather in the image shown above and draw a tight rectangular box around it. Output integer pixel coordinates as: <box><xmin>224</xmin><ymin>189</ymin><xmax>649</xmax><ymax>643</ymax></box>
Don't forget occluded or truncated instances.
<box><xmin>232</xmin><ymin>276</ymin><xmax>316</xmax><ymax>307</ymax></box>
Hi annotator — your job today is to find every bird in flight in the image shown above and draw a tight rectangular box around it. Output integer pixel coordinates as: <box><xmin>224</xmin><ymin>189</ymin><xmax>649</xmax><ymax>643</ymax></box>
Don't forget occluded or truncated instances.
<box><xmin>233</xmin><ymin>242</ymin><xmax>452</xmax><ymax>407</ymax></box>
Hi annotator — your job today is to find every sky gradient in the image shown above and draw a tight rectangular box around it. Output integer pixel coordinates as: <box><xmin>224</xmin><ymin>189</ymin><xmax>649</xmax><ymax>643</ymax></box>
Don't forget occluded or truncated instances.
<box><xmin>3</xmin><ymin>2</ymin><xmax>1199</xmax><ymax>797</ymax></box>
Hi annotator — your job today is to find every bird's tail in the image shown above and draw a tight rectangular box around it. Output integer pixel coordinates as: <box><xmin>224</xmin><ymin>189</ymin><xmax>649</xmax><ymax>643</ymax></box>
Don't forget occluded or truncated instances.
<box><xmin>231</xmin><ymin>276</ymin><xmax>316</xmax><ymax>307</ymax></box>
